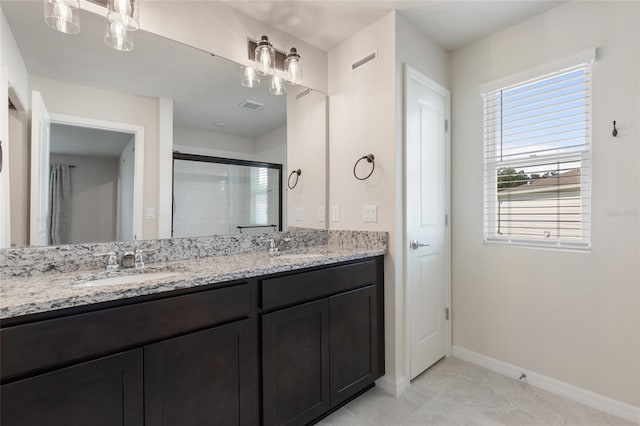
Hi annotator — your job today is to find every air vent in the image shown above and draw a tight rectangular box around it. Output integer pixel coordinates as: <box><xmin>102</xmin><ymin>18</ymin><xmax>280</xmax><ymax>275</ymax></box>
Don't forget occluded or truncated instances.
<box><xmin>296</xmin><ymin>88</ymin><xmax>311</xmax><ymax>100</ymax></box>
<box><xmin>238</xmin><ymin>100</ymin><xmax>264</xmax><ymax>111</ymax></box>
<box><xmin>352</xmin><ymin>50</ymin><xmax>377</xmax><ymax>71</ymax></box>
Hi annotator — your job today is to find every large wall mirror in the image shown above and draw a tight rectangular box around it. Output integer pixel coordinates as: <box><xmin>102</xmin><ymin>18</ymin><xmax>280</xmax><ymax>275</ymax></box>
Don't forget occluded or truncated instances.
<box><xmin>1</xmin><ymin>1</ymin><xmax>327</xmax><ymax>248</ymax></box>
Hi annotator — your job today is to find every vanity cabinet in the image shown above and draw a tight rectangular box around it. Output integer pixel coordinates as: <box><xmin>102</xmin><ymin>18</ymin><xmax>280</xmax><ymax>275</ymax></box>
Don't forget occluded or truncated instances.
<box><xmin>144</xmin><ymin>319</ymin><xmax>257</xmax><ymax>426</ymax></box>
<box><xmin>0</xmin><ymin>282</ymin><xmax>258</xmax><ymax>426</ymax></box>
<box><xmin>0</xmin><ymin>256</ymin><xmax>384</xmax><ymax>426</ymax></box>
<box><xmin>261</xmin><ymin>259</ymin><xmax>383</xmax><ymax>426</ymax></box>
<box><xmin>0</xmin><ymin>349</ymin><xmax>143</xmax><ymax>426</ymax></box>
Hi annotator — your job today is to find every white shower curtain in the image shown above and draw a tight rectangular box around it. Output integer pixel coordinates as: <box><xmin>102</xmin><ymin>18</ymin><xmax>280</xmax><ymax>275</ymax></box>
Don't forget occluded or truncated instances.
<box><xmin>49</xmin><ymin>164</ymin><xmax>71</xmax><ymax>245</ymax></box>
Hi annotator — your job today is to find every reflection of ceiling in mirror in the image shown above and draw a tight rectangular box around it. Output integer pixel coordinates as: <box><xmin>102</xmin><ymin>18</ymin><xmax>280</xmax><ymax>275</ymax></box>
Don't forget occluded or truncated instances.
<box><xmin>50</xmin><ymin>124</ymin><xmax>133</xmax><ymax>157</ymax></box>
<box><xmin>2</xmin><ymin>1</ymin><xmax>287</xmax><ymax>139</ymax></box>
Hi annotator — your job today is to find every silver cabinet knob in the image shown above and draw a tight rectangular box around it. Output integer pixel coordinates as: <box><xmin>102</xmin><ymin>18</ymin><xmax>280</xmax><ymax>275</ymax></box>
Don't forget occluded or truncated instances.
<box><xmin>410</xmin><ymin>240</ymin><xmax>430</xmax><ymax>250</ymax></box>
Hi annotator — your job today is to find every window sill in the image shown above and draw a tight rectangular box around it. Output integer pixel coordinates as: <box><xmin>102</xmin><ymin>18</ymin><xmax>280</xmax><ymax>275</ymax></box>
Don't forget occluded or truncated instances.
<box><xmin>483</xmin><ymin>238</ymin><xmax>591</xmax><ymax>253</ymax></box>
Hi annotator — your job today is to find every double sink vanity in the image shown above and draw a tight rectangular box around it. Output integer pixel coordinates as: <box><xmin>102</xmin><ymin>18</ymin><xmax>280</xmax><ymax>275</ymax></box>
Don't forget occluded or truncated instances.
<box><xmin>0</xmin><ymin>229</ymin><xmax>387</xmax><ymax>425</ymax></box>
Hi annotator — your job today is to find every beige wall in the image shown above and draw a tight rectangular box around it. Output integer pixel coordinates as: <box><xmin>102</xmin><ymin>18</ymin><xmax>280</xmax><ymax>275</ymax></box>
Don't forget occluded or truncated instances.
<box><xmin>450</xmin><ymin>1</ymin><xmax>640</xmax><ymax>407</ymax></box>
<box><xmin>287</xmin><ymin>89</ymin><xmax>326</xmax><ymax>229</ymax></box>
<box><xmin>328</xmin><ymin>11</ymin><xmax>450</xmax><ymax>392</ymax></box>
<box><xmin>29</xmin><ymin>75</ymin><xmax>160</xmax><ymax>240</ymax></box>
<box><xmin>329</xmin><ymin>11</ymin><xmax>398</xmax><ymax>383</ymax></box>
<box><xmin>8</xmin><ymin>109</ymin><xmax>28</xmax><ymax>247</ymax></box>
<box><xmin>50</xmin><ymin>154</ymin><xmax>119</xmax><ymax>244</ymax></box>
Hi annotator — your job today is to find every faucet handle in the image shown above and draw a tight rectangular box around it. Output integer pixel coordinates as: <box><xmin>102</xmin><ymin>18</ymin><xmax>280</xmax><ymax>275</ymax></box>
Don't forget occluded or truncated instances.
<box><xmin>94</xmin><ymin>251</ymin><xmax>118</xmax><ymax>271</ymax></box>
<box><xmin>134</xmin><ymin>249</ymin><xmax>156</xmax><ymax>269</ymax></box>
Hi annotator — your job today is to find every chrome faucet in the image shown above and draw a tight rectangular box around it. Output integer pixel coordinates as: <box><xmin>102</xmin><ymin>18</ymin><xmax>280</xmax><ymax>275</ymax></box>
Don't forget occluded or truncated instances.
<box><xmin>268</xmin><ymin>238</ymin><xmax>292</xmax><ymax>255</ymax></box>
<box><xmin>94</xmin><ymin>249</ymin><xmax>151</xmax><ymax>270</ymax></box>
<box><xmin>93</xmin><ymin>251</ymin><xmax>119</xmax><ymax>271</ymax></box>
<box><xmin>120</xmin><ymin>251</ymin><xmax>136</xmax><ymax>269</ymax></box>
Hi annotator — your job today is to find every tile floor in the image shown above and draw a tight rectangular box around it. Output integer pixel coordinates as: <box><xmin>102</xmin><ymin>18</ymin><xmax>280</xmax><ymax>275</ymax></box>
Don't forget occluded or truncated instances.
<box><xmin>318</xmin><ymin>357</ymin><xmax>638</xmax><ymax>426</ymax></box>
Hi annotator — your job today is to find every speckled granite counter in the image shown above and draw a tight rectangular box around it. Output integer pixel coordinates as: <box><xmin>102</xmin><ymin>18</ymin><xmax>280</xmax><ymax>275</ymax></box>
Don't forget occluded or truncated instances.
<box><xmin>1</xmin><ymin>245</ymin><xmax>385</xmax><ymax>320</ymax></box>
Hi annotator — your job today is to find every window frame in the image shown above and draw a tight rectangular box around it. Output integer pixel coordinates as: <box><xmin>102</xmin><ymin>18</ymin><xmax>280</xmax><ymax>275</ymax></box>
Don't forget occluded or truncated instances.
<box><xmin>480</xmin><ymin>49</ymin><xmax>596</xmax><ymax>251</ymax></box>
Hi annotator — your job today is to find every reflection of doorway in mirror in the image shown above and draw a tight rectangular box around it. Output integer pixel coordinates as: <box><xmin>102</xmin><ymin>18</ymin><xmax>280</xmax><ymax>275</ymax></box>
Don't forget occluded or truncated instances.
<box><xmin>49</xmin><ymin>124</ymin><xmax>134</xmax><ymax>245</ymax></box>
<box><xmin>25</xmin><ymin>92</ymin><xmax>146</xmax><ymax>247</ymax></box>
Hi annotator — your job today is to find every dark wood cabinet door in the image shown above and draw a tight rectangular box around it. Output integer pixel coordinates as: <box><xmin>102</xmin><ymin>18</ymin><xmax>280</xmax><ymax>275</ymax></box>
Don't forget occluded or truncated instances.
<box><xmin>144</xmin><ymin>319</ymin><xmax>257</xmax><ymax>426</ymax></box>
<box><xmin>262</xmin><ymin>299</ymin><xmax>330</xmax><ymax>426</ymax></box>
<box><xmin>0</xmin><ymin>349</ymin><xmax>143</xmax><ymax>426</ymax></box>
<box><xmin>329</xmin><ymin>285</ymin><xmax>378</xmax><ymax>406</ymax></box>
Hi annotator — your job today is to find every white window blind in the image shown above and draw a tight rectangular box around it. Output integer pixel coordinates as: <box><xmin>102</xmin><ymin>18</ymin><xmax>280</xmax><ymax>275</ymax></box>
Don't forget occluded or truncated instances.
<box><xmin>251</xmin><ymin>167</ymin><xmax>269</xmax><ymax>225</ymax></box>
<box><xmin>482</xmin><ymin>59</ymin><xmax>593</xmax><ymax>250</ymax></box>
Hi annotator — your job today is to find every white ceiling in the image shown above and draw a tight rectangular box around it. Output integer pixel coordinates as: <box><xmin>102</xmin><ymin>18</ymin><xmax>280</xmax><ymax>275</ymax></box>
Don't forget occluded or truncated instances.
<box><xmin>51</xmin><ymin>123</ymin><xmax>133</xmax><ymax>157</ymax></box>
<box><xmin>223</xmin><ymin>0</ymin><xmax>565</xmax><ymax>51</ymax></box>
<box><xmin>2</xmin><ymin>1</ymin><xmax>287</xmax><ymax>139</ymax></box>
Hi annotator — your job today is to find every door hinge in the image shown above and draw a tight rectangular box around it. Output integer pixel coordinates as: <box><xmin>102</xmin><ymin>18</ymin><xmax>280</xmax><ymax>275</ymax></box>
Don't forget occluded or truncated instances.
<box><xmin>445</xmin><ymin>307</ymin><xmax>450</xmax><ymax>321</ymax></box>
<box><xmin>445</xmin><ymin>214</ymin><xmax>448</xmax><ymax>226</ymax></box>
<box><xmin>444</xmin><ymin>119</ymin><xmax>449</xmax><ymax>132</ymax></box>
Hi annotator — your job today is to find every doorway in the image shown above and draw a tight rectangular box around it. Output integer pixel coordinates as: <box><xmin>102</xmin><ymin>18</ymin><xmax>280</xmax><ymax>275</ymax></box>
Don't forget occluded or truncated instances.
<box><xmin>404</xmin><ymin>66</ymin><xmax>452</xmax><ymax>380</ymax></box>
<box><xmin>29</xmin><ymin>90</ymin><xmax>145</xmax><ymax>246</ymax></box>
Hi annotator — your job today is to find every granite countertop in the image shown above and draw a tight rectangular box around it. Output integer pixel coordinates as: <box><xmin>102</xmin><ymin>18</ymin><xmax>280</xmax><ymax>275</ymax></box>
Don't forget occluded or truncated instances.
<box><xmin>0</xmin><ymin>245</ymin><xmax>384</xmax><ymax>320</ymax></box>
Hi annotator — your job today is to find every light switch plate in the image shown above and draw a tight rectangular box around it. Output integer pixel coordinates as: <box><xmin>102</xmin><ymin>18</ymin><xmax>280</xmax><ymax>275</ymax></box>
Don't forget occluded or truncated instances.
<box><xmin>363</xmin><ymin>205</ymin><xmax>377</xmax><ymax>223</ymax></box>
<box><xmin>318</xmin><ymin>206</ymin><xmax>326</xmax><ymax>222</ymax></box>
<box><xmin>295</xmin><ymin>207</ymin><xmax>304</xmax><ymax>221</ymax></box>
<box><xmin>332</xmin><ymin>206</ymin><xmax>340</xmax><ymax>222</ymax></box>
<box><xmin>146</xmin><ymin>207</ymin><xmax>156</xmax><ymax>220</ymax></box>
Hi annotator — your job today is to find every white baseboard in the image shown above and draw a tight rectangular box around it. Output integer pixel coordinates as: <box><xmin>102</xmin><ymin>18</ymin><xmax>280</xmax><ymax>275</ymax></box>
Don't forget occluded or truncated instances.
<box><xmin>376</xmin><ymin>375</ymin><xmax>409</xmax><ymax>397</ymax></box>
<box><xmin>452</xmin><ymin>346</ymin><xmax>640</xmax><ymax>425</ymax></box>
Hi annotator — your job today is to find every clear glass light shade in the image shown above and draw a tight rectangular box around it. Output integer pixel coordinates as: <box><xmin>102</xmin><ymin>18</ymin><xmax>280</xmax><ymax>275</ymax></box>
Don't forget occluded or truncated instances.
<box><xmin>255</xmin><ymin>36</ymin><xmax>275</xmax><ymax>75</ymax></box>
<box><xmin>241</xmin><ymin>66</ymin><xmax>260</xmax><ymax>88</ymax></box>
<box><xmin>43</xmin><ymin>0</ymin><xmax>80</xmax><ymax>34</ymax></box>
<box><xmin>269</xmin><ymin>76</ymin><xmax>286</xmax><ymax>96</ymax></box>
<box><xmin>107</xmin><ymin>0</ymin><xmax>139</xmax><ymax>31</ymax></box>
<box><xmin>285</xmin><ymin>48</ymin><xmax>302</xmax><ymax>85</ymax></box>
<box><xmin>104</xmin><ymin>20</ymin><xmax>133</xmax><ymax>52</ymax></box>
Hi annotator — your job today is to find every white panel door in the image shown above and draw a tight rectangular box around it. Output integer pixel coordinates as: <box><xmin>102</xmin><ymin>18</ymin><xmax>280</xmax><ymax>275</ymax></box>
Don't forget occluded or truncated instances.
<box><xmin>405</xmin><ymin>66</ymin><xmax>450</xmax><ymax>380</ymax></box>
<box><xmin>0</xmin><ymin>65</ymin><xmax>10</xmax><ymax>248</ymax></box>
<box><xmin>29</xmin><ymin>91</ymin><xmax>51</xmax><ymax>246</ymax></box>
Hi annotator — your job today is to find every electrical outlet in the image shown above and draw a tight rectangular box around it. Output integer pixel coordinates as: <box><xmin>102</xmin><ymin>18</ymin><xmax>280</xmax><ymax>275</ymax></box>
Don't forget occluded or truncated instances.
<box><xmin>295</xmin><ymin>207</ymin><xmax>304</xmax><ymax>221</ymax></box>
<box><xmin>318</xmin><ymin>206</ymin><xmax>325</xmax><ymax>222</ymax></box>
<box><xmin>362</xmin><ymin>205</ymin><xmax>377</xmax><ymax>223</ymax></box>
<box><xmin>332</xmin><ymin>206</ymin><xmax>340</xmax><ymax>222</ymax></box>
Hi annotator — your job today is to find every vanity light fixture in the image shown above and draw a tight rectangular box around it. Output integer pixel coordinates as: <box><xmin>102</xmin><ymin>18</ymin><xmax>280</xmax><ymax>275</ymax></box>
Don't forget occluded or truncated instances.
<box><xmin>241</xmin><ymin>66</ymin><xmax>260</xmax><ymax>88</ymax></box>
<box><xmin>43</xmin><ymin>0</ymin><xmax>80</xmax><ymax>34</ymax></box>
<box><xmin>269</xmin><ymin>75</ymin><xmax>286</xmax><ymax>96</ymax></box>
<box><xmin>245</xmin><ymin>35</ymin><xmax>301</xmax><ymax>94</ymax></box>
<box><xmin>104</xmin><ymin>0</ymin><xmax>138</xmax><ymax>51</ymax></box>
<box><xmin>255</xmin><ymin>35</ymin><xmax>276</xmax><ymax>75</ymax></box>
<box><xmin>284</xmin><ymin>47</ymin><xmax>302</xmax><ymax>85</ymax></box>
<box><xmin>107</xmin><ymin>0</ymin><xmax>140</xmax><ymax>31</ymax></box>
<box><xmin>104</xmin><ymin>19</ymin><xmax>133</xmax><ymax>52</ymax></box>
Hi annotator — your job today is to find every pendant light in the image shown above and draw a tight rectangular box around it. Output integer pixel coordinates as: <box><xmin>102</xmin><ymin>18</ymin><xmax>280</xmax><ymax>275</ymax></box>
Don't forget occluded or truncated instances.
<box><xmin>241</xmin><ymin>66</ymin><xmax>260</xmax><ymax>88</ymax></box>
<box><xmin>43</xmin><ymin>0</ymin><xmax>80</xmax><ymax>34</ymax></box>
<box><xmin>284</xmin><ymin>47</ymin><xmax>302</xmax><ymax>85</ymax></box>
<box><xmin>269</xmin><ymin>76</ymin><xmax>286</xmax><ymax>96</ymax></box>
<box><xmin>107</xmin><ymin>0</ymin><xmax>139</xmax><ymax>31</ymax></box>
<box><xmin>255</xmin><ymin>35</ymin><xmax>275</xmax><ymax>75</ymax></box>
<box><xmin>104</xmin><ymin>20</ymin><xmax>133</xmax><ymax>52</ymax></box>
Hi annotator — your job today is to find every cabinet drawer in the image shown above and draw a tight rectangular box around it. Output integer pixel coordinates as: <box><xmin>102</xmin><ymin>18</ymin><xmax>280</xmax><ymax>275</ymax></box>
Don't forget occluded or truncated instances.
<box><xmin>1</xmin><ymin>283</ymin><xmax>252</xmax><ymax>382</ymax></box>
<box><xmin>262</xmin><ymin>260</ymin><xmax>377</xmax><ymax>311</ymax></box>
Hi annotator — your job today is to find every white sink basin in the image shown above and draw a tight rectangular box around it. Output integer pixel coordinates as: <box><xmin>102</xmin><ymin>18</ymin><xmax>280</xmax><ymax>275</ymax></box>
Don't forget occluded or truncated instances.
<box><xmin>275</xmin><ymin>253</ymin><xmax>325</xmax><ymax>261</ymax></box>
<box><xmin>73</xmin><ymin>272</ymin><xmax>179</xmax><ymax>288</ymax></box>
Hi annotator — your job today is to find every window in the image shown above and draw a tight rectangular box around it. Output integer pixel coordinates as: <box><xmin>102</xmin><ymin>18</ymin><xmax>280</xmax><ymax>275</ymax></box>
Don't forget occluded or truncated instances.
<box><xmin>481</xmin><ymin>51</ymin><xmax>594</xmax><ymax>250</ymax></box>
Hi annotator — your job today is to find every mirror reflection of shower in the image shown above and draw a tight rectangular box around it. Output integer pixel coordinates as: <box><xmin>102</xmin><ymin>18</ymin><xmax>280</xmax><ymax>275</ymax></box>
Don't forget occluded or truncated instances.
<box><xmin>49</xmin><ymin>124</ymin><xmax>135</xmax><ymax>245</ymax></box>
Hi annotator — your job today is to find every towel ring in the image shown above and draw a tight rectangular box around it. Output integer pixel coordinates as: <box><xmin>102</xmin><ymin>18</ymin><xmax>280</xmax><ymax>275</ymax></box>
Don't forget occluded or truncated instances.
<box><xmin>353</xmin><ymin>154</ymin><xmax>375</xmax><ymax>181</ymax></box>
<box><xmin>288</xmin><ymin>169</ymin><xmax>302</xmax><ymax>189</ymax></box>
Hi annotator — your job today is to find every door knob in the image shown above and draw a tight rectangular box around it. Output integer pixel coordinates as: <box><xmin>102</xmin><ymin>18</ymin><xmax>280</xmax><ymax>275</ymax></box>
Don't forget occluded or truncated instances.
<box><xmin>410</xmin><ymin>240</ymin><xmax>430</xmax><ymax>250</ymax></box>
